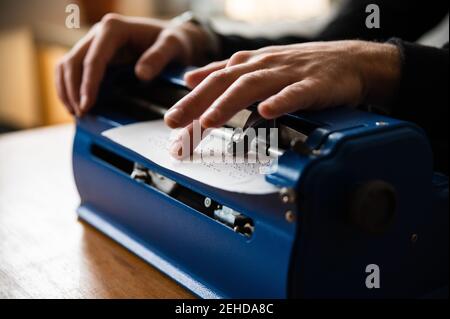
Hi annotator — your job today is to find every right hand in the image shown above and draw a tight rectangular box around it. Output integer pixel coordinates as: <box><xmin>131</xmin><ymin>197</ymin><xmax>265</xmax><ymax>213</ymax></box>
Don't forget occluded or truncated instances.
<box><xmin>55</xmin><ymin>13</ymin><xmax>213</xmax><ymax>116</ymax></box>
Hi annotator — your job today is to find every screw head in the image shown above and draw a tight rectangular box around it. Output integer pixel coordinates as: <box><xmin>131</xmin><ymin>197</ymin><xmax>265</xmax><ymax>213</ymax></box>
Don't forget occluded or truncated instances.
<box><xmin>285</xmin><ymin>210</ymin><xmax>296</xmax><ymax>223</ymax></box>
<box><xmin>411</xmin><ymin>233</ymin><xmax>418</xmax><ymax>244</ymax></box>
<box><xmin>280</xmin><ymin>188</ymin><xmax>296</xmax><ymax>204</ymax></box>
<box><xmin>204</xmin><ymin>197</ymin><xmax>212</xmax><ymax>208</ymax></box>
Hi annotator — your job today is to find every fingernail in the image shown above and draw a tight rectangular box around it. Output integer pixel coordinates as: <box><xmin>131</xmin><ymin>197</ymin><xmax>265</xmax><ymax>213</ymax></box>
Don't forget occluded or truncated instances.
<box><xmin>201</xmin><ymin>108</ymin><xmax>219</xmax><ymax>126</ymax></box>
<box><xmin>258</xmin><ymin>103</ymin><xmax>275</xmax><ymax>119</ymax></box>
<box><xmin>169</xmin><ymin>140</ymin><xmax>183</xmax><ymax>159</ymax></box>
<box><xmin>80</xmin><ymin>95</ymin><xmax>88</xmax><ymax>111</ymax></box>
<box><xmin>72</xmin><ymin>103</ymin><xmax>81</xmax><ymax>117</ymax></box>
<box><xmin>183</xmin><ymin>72</ymin><xmax>196</xmax><ymax>88</ymax></box>
<box><xmin>136</xmin><ymin>64</ymin><xmax>153</xmax><ymax>80</ymax></box>
<box><xmin>165</xmin><ymin>108</ymin><xmax>183</xmax><ymax>126</ymax></box>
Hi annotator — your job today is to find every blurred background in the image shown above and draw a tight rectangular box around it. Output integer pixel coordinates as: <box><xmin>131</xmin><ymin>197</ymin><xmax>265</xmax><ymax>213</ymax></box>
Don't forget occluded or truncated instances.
<box><xmin>0</xmin><ymin>0</ymin><xmax>341</xmax><ymax>133</ymax></box>
<box><xmin>0</xmin><ymin>0</ymin><xmax>447</xmax><ymax>133</ymax></box>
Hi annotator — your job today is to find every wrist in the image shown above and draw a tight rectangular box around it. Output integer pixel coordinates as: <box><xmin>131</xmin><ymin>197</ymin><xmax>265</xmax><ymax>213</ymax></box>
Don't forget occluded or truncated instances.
<box><xmin>181</xmin><ymin>22</ymin><xmax>218</xmax><ymax>65</ymax></box>
<box><xmin>171</xmin><ymin>11</ymin><xmax>220</xmax><ymax>65</ymax></box>
<box><xmin>359</xmin><ymin>42</ymin><xmax>402</xmax><ymax>105</ymax></box>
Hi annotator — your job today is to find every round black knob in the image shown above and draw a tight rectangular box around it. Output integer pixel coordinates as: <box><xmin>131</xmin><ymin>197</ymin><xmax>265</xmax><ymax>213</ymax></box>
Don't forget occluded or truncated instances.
<box><xmin>348</xmin><ymin>180</ymin><xmax>397</xmax><ymax>235</ymax></box>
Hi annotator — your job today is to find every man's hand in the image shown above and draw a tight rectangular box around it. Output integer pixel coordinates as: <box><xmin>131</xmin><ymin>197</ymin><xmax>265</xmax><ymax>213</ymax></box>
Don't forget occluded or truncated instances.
<box><xmin>56</xmin><ymin>13</ymin><xmax>213</xmax><ymax>116</ymax></box>
<box><xmin>165</xmin><ymin>40</ymin><xmax>401</xmax><ymax>157</ymax></box>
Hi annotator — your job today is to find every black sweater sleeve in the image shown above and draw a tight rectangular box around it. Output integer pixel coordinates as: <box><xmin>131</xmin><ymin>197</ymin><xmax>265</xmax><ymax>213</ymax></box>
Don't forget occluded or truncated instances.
<box><xmin>216</xmin><ymin>0</ymin><xmax>448</xmax><ymax>58</ymax></box>
<box><xmin>213</xmin><ymin>0</ymin><xmax>449</xmax><ymax>173</ymax></box>
<box><xmin>388</xmin><ymin>39</ymin><xmax>449</xmax><ymax>174</ymax></box>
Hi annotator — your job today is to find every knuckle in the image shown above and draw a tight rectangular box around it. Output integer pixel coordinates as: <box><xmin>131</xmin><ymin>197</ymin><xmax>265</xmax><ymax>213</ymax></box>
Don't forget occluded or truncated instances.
<box><xmin>62</xmin><ymin>63</ymin><xmax>74</xmax><ymax>78</ymax></box>
<box><xmin>207</xmin><ymin>70</ymin><xmax>229</xmax><ymax>83</ymax></box>
<box><xmin>229</xmin><ymin>51</ymin><xmax>251</xmax><ymax>64</ymax></box>
<box><xmin>161</xmin><ymin>30</ymin><xmax>180</xmax><ymax>44</ymax></box>
<box><xmin>237</xmin><ymin>73</ymin><xmax>261</xmax><ymax>86</ymax></box>
<box><xmin>62</xmin><ymin>72</ymin><xmax>71</xmax><ymax>85</ymax></box>
<box><xmin>101</xmin><ymin>13</ymin><xmax>122</xmax><ymax>28</ymax></box>
<box><xmin>302</xmin><ymin>78</ymin><xmax>320</xmax><ymax>92</ymax></box>
<box><xmin>82</xmin><ymin>55</ymin><xmax>99</xmax><ymax>69</ymax></box>
<box><xmin>258</xmin><ymin>53</ymin><xmax>279</xmax><ymax>64</ymax></box>
<box><xmin>63</xmin><ymin>58</ymin><xmax>76</xmax><ymax>70</ymax></box>
<box><xmin>58</xmin><ymin>55</ymin><xmax>73</xmax><ymax>69</ymax></box>
<box><xmin>55</xmin><ymin>59</ymin><xmax>64</xmax><ymax>73</ymax></box>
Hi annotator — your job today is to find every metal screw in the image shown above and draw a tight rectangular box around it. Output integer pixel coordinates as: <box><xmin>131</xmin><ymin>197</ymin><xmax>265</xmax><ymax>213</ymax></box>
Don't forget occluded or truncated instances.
<box><xmin>285</xmin><ymin>210</ymin><xmax>296</xmax><ymax>223</ymax></box>
<box><xmin>204</xmin><ymin>197</ymin><xmax>212</xmax><ymax>208</ymax></box>
<box><xmin>280</xmin><ymin>188</ymin><xmax>296</xmax><ymax>204</ymax></box>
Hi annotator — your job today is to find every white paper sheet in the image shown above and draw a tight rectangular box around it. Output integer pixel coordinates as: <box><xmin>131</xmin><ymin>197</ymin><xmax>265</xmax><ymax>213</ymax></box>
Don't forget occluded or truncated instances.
<box><xmin>101</xmin><ymin>120</ymin><xmax>279</xmax><ymax>195</ymax></box>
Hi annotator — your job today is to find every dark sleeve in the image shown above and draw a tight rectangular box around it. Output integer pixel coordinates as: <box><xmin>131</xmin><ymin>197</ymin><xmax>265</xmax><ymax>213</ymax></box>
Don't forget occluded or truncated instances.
<box><xmin>216</xmin><ymin>34</ymin><xmax>309</xmax><ymax>60</ymax></box>
<box><xmin>318</xmin><ymin>0</ymin><xmax>448</xmax><ymax>41</ymax></box>
<box><xmin>387</xmin><ymin>39</ymin><xmax>449</xmax><ymax>174</ymax></box>
<box><xmin>216</xmin><ymin>0</ymin><xmax>448</xmax><ymax>59</ymax></box>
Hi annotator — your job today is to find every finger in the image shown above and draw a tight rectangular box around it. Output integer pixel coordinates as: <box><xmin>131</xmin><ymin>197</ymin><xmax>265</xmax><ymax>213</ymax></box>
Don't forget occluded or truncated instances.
<box><xmin>169</xmin><ymin>121</ymin><xmax>209</xmax><ymax>159</ymax></box>
<box><xmin>62</xmin><ymin>60</ymin><xmax>82</xmax><ymax>116</ymax></box>
<box><xmin>70</xmin><ymin>23</ymin><xmax>99</xmax><ymax>55</ymax></box>
<box><xmin>258</xmin><ymin>78</ymin><xmax>321</xmax><ymax>119</ymax></box>
<box><xmin>58</xmin><ymin>25</ymin><xmax>98</xmax><ymax>116</ymax></box>
<box><xmin>135</xmin><ymin>30</ymin><xmax>183</xmax><ymax>81</ymax></box>
<box><xmin>55</xmin><ymin>62</ymin><xmax>74</xmax><ymax>115</ymax></box>
<box><xmin>184</xmin><ymin>60</ymin><xmax>228</xmax><ymax>89</ymax></box>
<box><xmin>79</xmin><ymin>17</ymin><xmax>127</xmax><ymax>114</ymax></box>
<box><xmin>200</xmin><ymin>69</ymin><xmax>294</xmax><ymax>128</ymax></box>
<box><xmin>182</xmin><ymin>50</ymin><xmax>252</xmax><ymax>89</ymax></box>
<box><xmin>227</xmin><ymin>50</ymin><xmax>253</xmax><ymax>66</ymax></box>
<box><xmin>164</xmin><ymin>62</ymin><xmax>262</xmax><ymax>129</ymax></box>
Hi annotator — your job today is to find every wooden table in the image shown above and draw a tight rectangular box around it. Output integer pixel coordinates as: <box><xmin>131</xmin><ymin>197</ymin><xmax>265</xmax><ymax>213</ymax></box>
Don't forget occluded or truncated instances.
<box><xmin>0</xmin><ymin>125</ymin><xmax>193</xmax><ymax>299</ymax></box>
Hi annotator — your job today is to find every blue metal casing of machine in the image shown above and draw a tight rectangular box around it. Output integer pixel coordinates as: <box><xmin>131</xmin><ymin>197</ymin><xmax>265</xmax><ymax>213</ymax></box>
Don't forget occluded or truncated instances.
<box><xmin>72</xmin><ymin>66</ymin><xmax>448</xmax><ymax>298</ymax></box>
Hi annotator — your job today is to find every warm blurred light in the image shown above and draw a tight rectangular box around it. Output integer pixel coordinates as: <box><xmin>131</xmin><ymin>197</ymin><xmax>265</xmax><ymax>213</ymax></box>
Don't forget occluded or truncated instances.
<box><xmin>224</xmin><ymin>0</ymin><xmax>330</xmax><ymax>22</ymax></box>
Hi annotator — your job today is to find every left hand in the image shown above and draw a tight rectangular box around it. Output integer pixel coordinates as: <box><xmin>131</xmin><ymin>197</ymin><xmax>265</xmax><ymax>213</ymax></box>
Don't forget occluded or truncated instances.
<box><xmin>165</xmin><ymin>40</ymin><xmax>401</xmax><ymax>158</ymax></box>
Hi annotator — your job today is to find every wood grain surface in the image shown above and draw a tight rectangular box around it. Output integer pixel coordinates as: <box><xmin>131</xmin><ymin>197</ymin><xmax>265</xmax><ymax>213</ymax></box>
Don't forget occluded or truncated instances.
<box><xmin>0</xmin><ymin>125</ymin><xmax>193</xmax><ymax>299</ymax></box>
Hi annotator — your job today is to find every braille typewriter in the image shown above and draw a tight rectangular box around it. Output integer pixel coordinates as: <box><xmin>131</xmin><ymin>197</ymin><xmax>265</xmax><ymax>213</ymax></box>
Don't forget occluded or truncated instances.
<box><xmin>72</xmin><ymin>65</ymin><xmax>449</xmax><ymax>298</ymax></box>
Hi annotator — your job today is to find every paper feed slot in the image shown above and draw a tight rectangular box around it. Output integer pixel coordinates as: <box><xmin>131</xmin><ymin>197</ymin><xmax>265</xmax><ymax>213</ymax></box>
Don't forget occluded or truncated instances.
<box><xmin>90</xmin><ymin>144</ymin><xmax>255</xmax><ymax>237</ymax></box>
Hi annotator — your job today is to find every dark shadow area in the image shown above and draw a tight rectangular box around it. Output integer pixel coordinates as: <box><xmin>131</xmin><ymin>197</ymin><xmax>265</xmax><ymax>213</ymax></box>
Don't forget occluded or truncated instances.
<box><xmin>0</xmin><ymin>123</ymin><xmax>17</xmax><ymax>134</ymax></box>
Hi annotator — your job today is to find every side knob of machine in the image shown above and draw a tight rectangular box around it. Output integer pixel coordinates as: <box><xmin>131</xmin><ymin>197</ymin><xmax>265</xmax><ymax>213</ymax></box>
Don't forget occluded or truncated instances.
<box><xmin>348</xmin><ymin>180</ymin><xmax>397</xmax><ymax>235</ymax></box>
